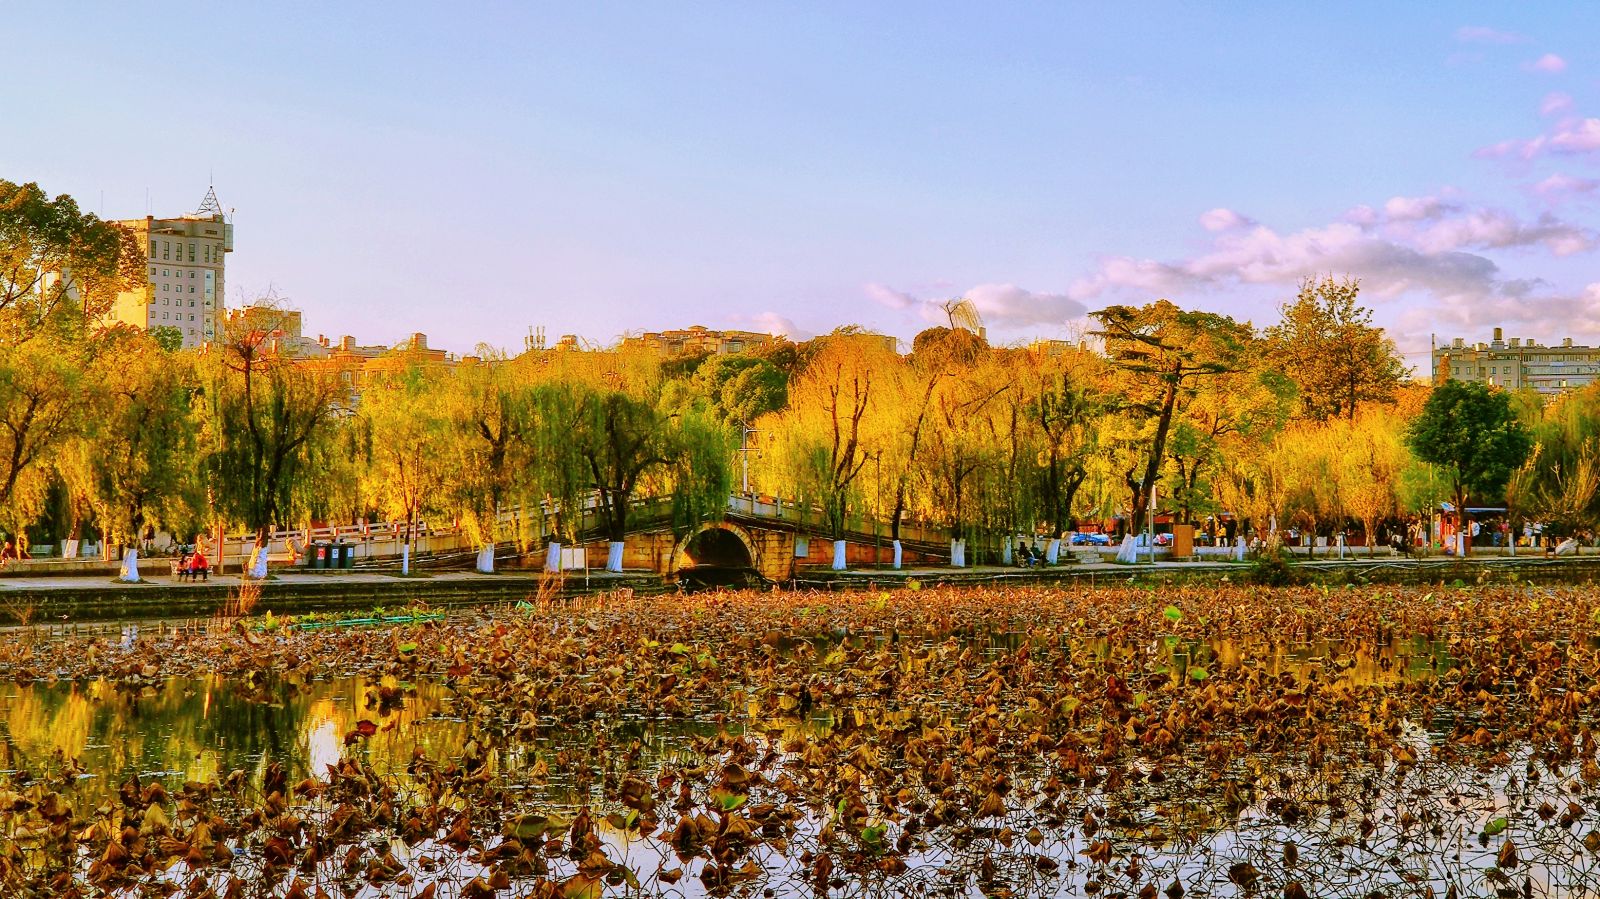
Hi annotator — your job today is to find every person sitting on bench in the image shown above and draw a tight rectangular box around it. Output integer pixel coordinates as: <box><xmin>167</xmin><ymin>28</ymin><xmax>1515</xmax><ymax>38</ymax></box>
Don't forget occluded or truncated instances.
<box><xmin>186</xmin><ymin>548</ymin><xmax>209</xmax><ymax>582</ymax></box>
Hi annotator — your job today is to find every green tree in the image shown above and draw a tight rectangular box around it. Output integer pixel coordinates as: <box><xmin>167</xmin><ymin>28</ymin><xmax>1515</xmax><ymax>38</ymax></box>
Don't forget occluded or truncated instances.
<box><xmin>1267</xmin><ymin>276</ymin><xmax>1407</xmax><ymax>421</ymax></box>
<box><xmin>149</xmin><ymin>326</ymin><xmax>184</xmax><ymax>353</ymax></box>
<box><xmin>571</xmin><ymin>387</ymin><xmax>731</xmax><ymax>571</ymax></box>
<box><xmin>201</xmin><ymin>304</ymin><xmax>345</xmax><ymax>577</ymax></box>
<box><xmin>1407</xmin><ymin>380</ymin><xmax>1532</xmax><ymax>556</ymax></box>
<box><xmin>0</xmin><ymin>179</ymin><xmax>142</xmax><ymax>327</ymax></box>
<box><xmin>1092</xmin><ymin>300</ymin><xmax>1254</xmax><ymax>533</ymax></box>
<box><xmin>437</xmin><ymin>353</ymin><xmax>534</xmax><ymax>573</ymax></box>
<box><xmin>0</xmin><ymin>180</ymin><xmax>143</xmax><ymax>531</ymax></box>
<box><xmin>68</xmin><ymin>331</ymin><xmax>201</xmax><ymax>580</ymax></box>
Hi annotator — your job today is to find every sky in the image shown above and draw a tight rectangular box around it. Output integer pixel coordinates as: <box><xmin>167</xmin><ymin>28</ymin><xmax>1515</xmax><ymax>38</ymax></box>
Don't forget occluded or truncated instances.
<box><xmin>5</xmin><ymin>3</ymin><xmax>1599</xmax><ymax>368</ymax></box>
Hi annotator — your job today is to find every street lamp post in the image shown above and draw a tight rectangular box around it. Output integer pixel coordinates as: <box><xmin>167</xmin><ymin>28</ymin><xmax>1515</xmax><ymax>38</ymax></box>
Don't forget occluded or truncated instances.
<box><xmin>738</xmin><ymin>425</ymin><xmax>760</xmax><ymax>495</ymax></box>
<box><xmin>1147</xmin><ymin>487</ymin><xmax>1157</xmax><ymax>564</ymax></box>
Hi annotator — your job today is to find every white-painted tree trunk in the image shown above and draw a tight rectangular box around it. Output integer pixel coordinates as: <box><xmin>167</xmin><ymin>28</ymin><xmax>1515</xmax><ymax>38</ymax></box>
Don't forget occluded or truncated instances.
<box><xmin>950</xmin><ymin>539</ymin><xmax>967</xmax><ymax>568</ymax></box>
<box><xmin>1046</xmin><ymin>538</ymin><xmax>1061</xmax><ymax>564</ymax></box>
<box><xmin>831</xmin><ymin>539</ymin><xmax>848</xmax><ymax>570</ymax></box>
<box><xmin>62</xmin><ymin>539</ymin><xmax>79</xmax><ymax>559</ymax></box>
<box><xmin>607</xmin><ymin>540</ymin><xmax>625</xmax><ymax>572</ymax></box>
<box><xmin>1116</xmin><ymin>535</ymin><xmax>1139</xmax><ymax>564</ymax></box>
<box><xmin>249</xmin><ymin>545</ymin><xmax>269</xmax><ymax>579</ymax></box>
<box><xmin>891</xmin><ymin>540</ymin><xmax>902</xmax><ymax>569</ymax></box>
<box><xmin>401</xmin><ymin>543</ymin><xmax>411</xmax><ymax>576</ymax></box>
<box><xmin>1002</xmin><ymin>537</ymin><xmax>1013</xmax><ymax>566</ymax></box>
<box><xmin>477</xmin><ymin>545</ymin><xmax>496</xmax><ymax>573</ymax></box>
<box><xmin>543</xmin><ymin>542</ymin><xmax>561</xmax><ymax>573</ymax></box>
<box><xmin>119</xmin><ymin>547</ymin><xmax>140</xmax><ymax>583</ymax></box>
<box><xmin>1234</xmin><ymin>536</ymin><xmax>1247</xmax><ymax>561</ymax></box>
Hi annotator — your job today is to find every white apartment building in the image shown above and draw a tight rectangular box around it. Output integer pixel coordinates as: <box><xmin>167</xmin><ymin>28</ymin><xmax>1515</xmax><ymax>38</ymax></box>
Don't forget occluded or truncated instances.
<box><xmin>108</xmin><ymin>188</ymin><xmax>234</xmax><ymax>349</ymax></box>
<box><xmin>1433</xmin><ymin>327</ymin><xmax>1600</xmax><ymax>394</ymax></box>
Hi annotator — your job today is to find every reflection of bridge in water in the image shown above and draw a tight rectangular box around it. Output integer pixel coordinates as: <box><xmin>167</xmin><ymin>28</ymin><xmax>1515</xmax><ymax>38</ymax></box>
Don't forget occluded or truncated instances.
<box><xmin>234</xmin><ymin>495</ymin><xmax>957</xmax><ymax>578</ymax></box>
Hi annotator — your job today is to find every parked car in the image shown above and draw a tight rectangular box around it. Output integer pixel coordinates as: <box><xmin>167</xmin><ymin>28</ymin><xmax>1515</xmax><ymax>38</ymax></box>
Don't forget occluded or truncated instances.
<box><xmin>1071</xmin><ymin>532</ymin><xmax>1112</xmax><ymax>546</ymax></box>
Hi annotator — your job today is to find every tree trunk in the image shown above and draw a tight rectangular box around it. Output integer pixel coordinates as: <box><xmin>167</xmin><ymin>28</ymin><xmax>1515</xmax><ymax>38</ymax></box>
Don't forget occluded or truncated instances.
<box><xmin>831</xmin><ymin>539</ymin><xmax>848</xmax><ymax>570</ymax></box>
<box><xmin>606</xmin><ymin>540</ymin><xmax>625</xmax><ymax>573</ymax></box>
<box><xmin>891</xmin><ymin>539</ymin><xmax>902</xmax><ymax>569</ymax></box>
<box><xmin>1134</xmin><ymin>372</ymin><xmax>1181</xmax><ymax>533</ymax></box>
<box><xmin>477</xmin><ymin>544</ymin><xmax>496</xmax><ymax>573</ymax></box>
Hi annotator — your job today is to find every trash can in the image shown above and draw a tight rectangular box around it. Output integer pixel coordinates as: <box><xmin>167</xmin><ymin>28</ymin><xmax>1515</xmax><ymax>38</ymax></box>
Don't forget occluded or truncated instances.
<box><xmin>310</xmin><ymin>542</ymin><xmax>328</xmax><ymax>570</ymax></box>
<box><xmin>341</xmin><ymin>543</ymin><xmax>355</xmax><ymax>569</ymax></box>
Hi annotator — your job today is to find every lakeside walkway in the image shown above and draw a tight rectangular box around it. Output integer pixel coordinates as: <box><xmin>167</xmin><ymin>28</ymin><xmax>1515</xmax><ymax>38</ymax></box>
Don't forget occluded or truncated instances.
<box><xmin>2</xmin><ymin>551</ymin><xmax>1597</xmax><ymax>625</ymax></box>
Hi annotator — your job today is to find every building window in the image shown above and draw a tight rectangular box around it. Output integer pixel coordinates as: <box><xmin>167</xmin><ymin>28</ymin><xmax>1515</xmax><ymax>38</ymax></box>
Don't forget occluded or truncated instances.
<box><xmin>162</xmin><ymin>242</ymin><xmax>170</xmax><ymax>260</ymax></box>
<box><xmin>188</xmin><ymin>242</ymin><xmax>196</xmax><ymax>261</ymax></box>
<box><xmin>163</xmin><ymin>285</ymin><xmax>169</xmax><ymax>292</ymax></box>
<box><xmin>189</xmin><ymin>286</ymin><xmax>195</xmax><ymax>293</ymax></box>
<box><xmin>162</xmin><ymin>312</ymin><xmax>168</xmax><ymax>320</ymax></box>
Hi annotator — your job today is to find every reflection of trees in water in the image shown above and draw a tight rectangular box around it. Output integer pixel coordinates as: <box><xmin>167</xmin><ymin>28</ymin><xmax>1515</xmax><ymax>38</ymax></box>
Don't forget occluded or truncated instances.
<box><xmin>0</xmin><ymin>675</ymin><xmax>468</xmax><ymax>812</ymax></box>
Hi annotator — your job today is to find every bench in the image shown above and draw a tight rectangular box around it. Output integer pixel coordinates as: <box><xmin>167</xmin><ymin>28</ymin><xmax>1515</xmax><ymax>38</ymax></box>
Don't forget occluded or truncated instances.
<box><xmin>171</xmin><ymin>560</ymin><xmax>210</xmax><ymax>582</ymax></box>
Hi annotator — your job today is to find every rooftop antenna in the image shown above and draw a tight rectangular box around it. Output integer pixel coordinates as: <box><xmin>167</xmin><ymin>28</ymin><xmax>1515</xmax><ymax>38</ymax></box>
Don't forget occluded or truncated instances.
<box><xmin>195</xmin><ymin>183</ymin><xmax>224</xmax><ymax>217</ymax></box>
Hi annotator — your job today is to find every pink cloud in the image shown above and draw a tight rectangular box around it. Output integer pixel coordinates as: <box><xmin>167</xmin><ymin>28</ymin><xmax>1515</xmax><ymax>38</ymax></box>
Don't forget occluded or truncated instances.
<box><xmin>868</xmin><ymin>283</ymin><xmax>1088</xmax><ymax>331</ymax></box>
<box><xmin>1198</xmin><ymin>208</ymin><xmax>1255</xmax><ymax>232</ymax></box>
<box><xmin>1541</xmin><ymin>92</ymin><xmax>1574</xmax><ymax>116</ymax></box>
<box><xmin>1526</xmin><ymin>53</ymin><xmax>1568</xmax><ymax>73</ymax></box>
<box><xmin>864</xmin><ymin>282</ymin><xmax>916</xmax><ymax>310</ymax></box>
<box><xmin>746</xmin><ymin>312</ymin><xmax>805</xmax><ymax>339</ymax></box>
<box><xmin>1454</xmin><ymin>26</ymin><xmax>1528</xmax><ymax>44</ymax></box>
<box><xmin>1476</xmin><ymin>117</ymin><xmax>1600</xmax><ymax>160</ymax></box>
<box><xmin>1532</xmin><ymin>172</ymin><xmax>1600</xmax><ymax>200</ymax></box>
<box><xmin>1382</xmin><ymin>195</ymin><xmax>1455</xmax><ymax>222</ymax></box>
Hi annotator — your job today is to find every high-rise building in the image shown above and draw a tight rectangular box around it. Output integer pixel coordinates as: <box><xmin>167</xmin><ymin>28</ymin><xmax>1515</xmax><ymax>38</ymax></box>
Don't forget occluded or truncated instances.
<box><xmin>1433</xmin><ymin>327</ymin><xmax>1600</xmax><ymax>394</ymax></box>
<box><xmin>107</xmin><ymin>187</ymin><xmax>233</xmax><ymax>349</ymax></box>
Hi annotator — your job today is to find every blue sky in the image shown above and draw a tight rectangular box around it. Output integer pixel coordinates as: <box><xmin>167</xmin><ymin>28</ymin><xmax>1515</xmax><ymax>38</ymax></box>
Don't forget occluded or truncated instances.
<box><xmin>5</xmin><ymin>3</ymin><xmax>1598</xmax><ymax>365</ymax></box>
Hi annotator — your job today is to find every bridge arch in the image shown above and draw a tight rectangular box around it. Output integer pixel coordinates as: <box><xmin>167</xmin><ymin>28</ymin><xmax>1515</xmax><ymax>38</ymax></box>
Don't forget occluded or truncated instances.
<box><xmin>673</xmin><ymin>522</ymin><xmax>758</xmax><ymax>572</ymax></box>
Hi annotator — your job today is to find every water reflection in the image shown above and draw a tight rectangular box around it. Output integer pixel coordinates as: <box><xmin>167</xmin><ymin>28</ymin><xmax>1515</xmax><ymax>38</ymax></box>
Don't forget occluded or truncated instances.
<box><xmin>0</xmin><ymin>674</ymin><xmax>467</xmax><ymax>806</ymax></box>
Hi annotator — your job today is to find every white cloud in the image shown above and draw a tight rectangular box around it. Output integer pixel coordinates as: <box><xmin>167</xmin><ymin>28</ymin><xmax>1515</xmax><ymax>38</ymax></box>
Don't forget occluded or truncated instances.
<box><xmin>1060</xmin><ymin>191</ymin><xmax>1599</xmax><ymax>327</ymax></box>
<box><xmin>1541</xmin><ymin>91</ymin><xmax>1574</xmax><ymax>116</ymax></box>
<box><xmin>746</xmin><ymin>312</ymin><xmax>805</xmax><ymax>339</ymax></box>
<box><xmin>864</xmin><ymin>282</ymin><xmax>916</xmax><ymax>310</ymax></box>
<box><xmin>864</xmin><ymin>282</ymin><xmax>1087</xmax><ymax>332</ymax></box>
<box><xmin>1526</xmin><ymin>53</ymin><xmax>1568</xmax><ymax>74</ymax></box>
<box><xmin>1454</xmin><ymin>25</ymin><xmax>1529</xmax><ymax>44</ymax></box>
<box><xmin>1198</xmin><ymin>208</ymin><xmax>1255</xmax><ymax>232</ymax></box>
<box><xmin>962</xmin><ymin>283</ymin><xmax>1087</xmax><ymax>327</ymax></box>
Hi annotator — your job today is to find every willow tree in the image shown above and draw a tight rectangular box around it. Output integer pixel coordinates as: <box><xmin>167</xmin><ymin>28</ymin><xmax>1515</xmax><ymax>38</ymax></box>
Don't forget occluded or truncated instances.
<box><xmin>569</xmin><ymin>385</ymin><xmax>731</xmax><ymax>572</ymax></box>
<box><xmin>72</xmin><ymin>331</ymin><xmax>202</xmax><ymax>580</ymax></box>
<box><xmin>201</xmin><ymin>304</ymin><xmax>345</xmax><ymax>578</ymax></box>
<box><xmin>358</xmin><ymin>365</ymin><xmax>452</xmax><ymax>574</ymax></box>
<box><xmin>1025</xmin><ymin>348</ymin><xmax>1106</xmax><ymax>542</ymax></box>
<box><xmin>0</xmin><ymin>180</ymin><xmax>143</xmax><ymax>530</ymax></box>
<box><xmin>765</xmin><ymin>331</ymin><xmax>894</xmax><ymax>570</ymax></box>
<box><xmin>1504</xmin><ymin>385</ymin><xmax>1600</xmax><ymax>545</ymax></box>
<box><xmin>437</xmin><ymin>354</ymin><xmax>536</xmax><ymax>573</ymax></box>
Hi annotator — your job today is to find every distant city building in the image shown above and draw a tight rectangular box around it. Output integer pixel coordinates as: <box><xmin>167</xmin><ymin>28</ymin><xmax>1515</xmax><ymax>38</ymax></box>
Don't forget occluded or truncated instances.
<box><xmin>1434</xmin><ymin>327</ymin><xmax>1600</xmax><ymax>394</ymax></box>
<box><xmin>107</xmin><ymin>187</ymin><xmax>233</xmax><ymax>349</ymax></box>
<box><xmin>623</xmin><ymin>325</ymin><xmax>776</xmax><ymax>357</ymax></box>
